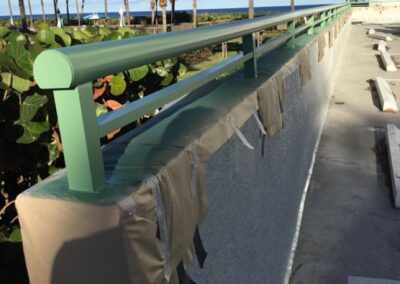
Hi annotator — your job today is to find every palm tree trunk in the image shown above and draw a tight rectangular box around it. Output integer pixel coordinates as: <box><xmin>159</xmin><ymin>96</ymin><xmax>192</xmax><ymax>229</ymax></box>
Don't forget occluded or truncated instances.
<box><xmin>104</xmin><ymin>0</ymin><xmax>108</xmax><ymax>18</ymax></box>
<box><xmin>7</xmin><ymin>0</ymin><xmax>14</xmax><ymax>26</ymax></box>
<box><xmin>81</xmin><ymin>0</ymin><xmax>85</xmax><ymax>19</ymax></box>
<box><xmin>27</xmin><ymin>0</ymin><xmax>33</xmax><ymax>28</ymax></box>
<box><xmin>170</xmin><ymin>0</ymin><xmax>175</xmax><ymax>26</ymax></box>
<box><xmin>150</xmin><ymin>0</ymin><xmax>155</xmax><ymax>25</ymax></box>
<box><xmin>18</xmin><ymin>0</ymin><xmax>28</xmax><ymax>30</ymax></box>
<box><xmin>193</xmin><ymin>0</ymin><xmax>197</xmax><ymax>28</ymax></box>
<box><xmin>53</xmin><ymin>0</ymin><xmax>58</xmax><ymax>22</ymax></box>
<box><xmin>249</xmin><ymin>0</ymin><xmax>254</xmax><ymax>19</ymax></box>
<box><xmin>162</xmin><ymin>6</ymin><xmax>167</xmax><ymax>32</ymax></box>
<box><xmin>74</xmin><ymin>0</ymin><xmax>81</xmax><ymax>26</ymax></box>
<box><xmin>66</xmin><ymin>0</ymin><xmax>70</xmax><ymax>23</ymax></box>
<box><xmin>40</xmin><ymin>0</ymin><xmax>46</xmax><ymax>22</ymax></box>
<box><xmin>124</xmin><ymin>0</ymin><xmax>130</xmax><ymax>26</ymax></box>
<box><xmin>291</xmin><ymin>0</ymin><xmax>295</xmax><ymax>12</ymax></box>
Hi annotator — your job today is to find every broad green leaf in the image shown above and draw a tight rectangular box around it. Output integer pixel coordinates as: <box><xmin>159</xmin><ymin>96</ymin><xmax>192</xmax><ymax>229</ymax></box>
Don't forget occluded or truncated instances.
<box><xmin>117</xmin><ymin>27</ymin><xmax>135</xmax><ymax>36</ymax></box>
<box><xmin>20</xmin><ymin>94</ymin><xmax>48</xmax><ymax>122</ymax></box>
<box><xmin>0</xmin><ymin>26</ymin><xmax>10</xmax><ymax>38</ymax></box>
<box><xmin>163</xmin><ymin>58</ymin><xmax>178</xmax><ymax>69</ymax></box>
<box><xmin>110</xmin><ymin>73</ymin><xmax>126</xmax><ymax>96</ymax></box>
<box><xmin>63</xmin><ymin>26</ymin><xmax>74</xmax><ymax>34</ymax></box>
<box><xmin>28</xmin><ymin>43</ymin><xmax>44</xmax><ymax>60</ymax></box>
<box><xmin>0</xmin><ymin>73</ymin><xmax>31</xmax><ymax>93</ymax></box>
<box><xmin>52</xmin><ymin>27</ymin><xmax>72</xmax><ymax>46</ymax></box>
<box><xmin>129</xmin><ymin>65</ymin><xmax>149</xmax><ymax>81</ymax></box>
<box><xmin>35</xmin><ymin>29</ymin><xmax>55</xmax><ymax>45</ymax></box>
<box><xmin>72</xmin><ymin>30</ymin><xmax>91</xmax><ymax>42</ymax></box>
<box><xmin>178</xmin><ymin>64</ymin><xmax>187</xmax><ymax>76</ymax></box>
<box><xmin>0</xmin><ymin>53</ymin><xmax>14</xmax><ymax>70</ymax></box>
<box><xmin>95</xmin><ymin>103</ymin><xmax>108</xmax><ymax>117</ymax></box>
<box><xmin>156</xmin><ymin>67</ymin><xmax>169</xmax><ymax>78</ymax></box>
<box><xmin>7</xmin><ymin>228</ymin><xmax>22</xmax><ymax>243</ymax></box>
<box><xmin>82</xmin><ymin>27</ymin><xmax>97</xmax><ymax>37</ymax></box>
<box><xmin>161</xmin><ymin>73</ymin><xmax>174</xmax><ymax>87</ymax></box>
<box><xmin>15</xmin><ymin>120</ymin><xmax>50</xmax><ymax>144</ymax></box>
<box><xmin>37</xmin><ymin>22</ymin><xmax>50</xmax><ymax>30</ymax></box>
<box><xmin>103</xmin><ymin>31</ymin><xmax>121</xmax><ymax>41</ymax></box>
<box><xmin>7</xmin><ymin>31</ymin><xmax>27</xmax><ymax>45</ymax></box>
<box><xmin>6</xmin><ymin>39</ymin><xmax>33</xmax><ymax>78</ymax></box>
<box><xmin>99</xmin><ymin>27</ymin><xmax>111</xmax><ymax>36</ymax></box>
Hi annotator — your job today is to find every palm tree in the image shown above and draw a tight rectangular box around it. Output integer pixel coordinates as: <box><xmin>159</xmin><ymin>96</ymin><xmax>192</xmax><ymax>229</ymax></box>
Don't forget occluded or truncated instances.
<box><xmin>7</xmin><ymin>0</ymin><xmax>14</xmax><ymax>26</ymax></box>
<box><xmin>74</xmin><ymin>0</ymin><xmax>81</xmax><ymax>26</ymax></box>
<box><xmin>81</xmin><ymin>0</ymin><xmax>85</xmax><ymax>19</ymax></box>
<box><xmin>40</xmin><ymin>0</ymin><xmax>46</xmax><ymax>22</ymax></box>
<box><xmin>160</xmin><ymin>0</ymin><xmax>167</xmax><ymax>32</ymax></box>
<box><xmin>65</xmin><ymin>0</ymin><xmax>70</xmax><ymax>23</ymax></box>
<box><xmin>193</xmin><ymin>0</ymin><xmax>197</xmax><ymax>28</ymax></box>
<box><xmin>124</xmin><ymin>0</ymin><xmax>130</xmax><ymax>25</ymax></box>
<box><xmin>18</xmin><ymin>0</ymin><xmax>28</xmax><ymax>30</ymax></box>
<box><xmin>150</xmin><ymin>0</ymin><xmax>155</xmax><ymax>24</ymax></box>
<box><xmin>291</xmin><ymin>0</ymin><xmax>295</xmax><ymax>12</ymax></box>
<box><xmin>249</xmin><ymin>0</ymin><xmax>254</xmax><ymax>19</ymax></box>
<box><xmin>169</xmin><ymin>0</ymin><xmax>175</xmax><ymax>26</ymax></box>
<box><xmin>53</xmin><ymin>0</ymin><xmax>58</xmax><ymax>22</ymax></box>
<box><xmin>27</xmin><ymin>0</ymin><xmax>33</xmax><ymax>28</ymax></box>
<box><xmin>104</xmin><ymin>0</ymin><xmax>108</xmax><ymax>18</ymax></box>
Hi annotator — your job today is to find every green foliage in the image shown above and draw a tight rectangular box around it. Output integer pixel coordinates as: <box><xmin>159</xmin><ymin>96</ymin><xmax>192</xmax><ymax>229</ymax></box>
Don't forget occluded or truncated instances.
<box><xmin>0</xmin><ymin>26</ymin><xmax>184</xmax><ymax>241</ymax></box>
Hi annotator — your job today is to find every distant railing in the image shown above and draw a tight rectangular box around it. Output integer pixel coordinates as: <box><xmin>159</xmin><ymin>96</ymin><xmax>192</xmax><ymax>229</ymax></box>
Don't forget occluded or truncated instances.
<box><xmin>33</xmin><ymin>3</ymin><xmax>351</xmax><ymax>193</ymax></box>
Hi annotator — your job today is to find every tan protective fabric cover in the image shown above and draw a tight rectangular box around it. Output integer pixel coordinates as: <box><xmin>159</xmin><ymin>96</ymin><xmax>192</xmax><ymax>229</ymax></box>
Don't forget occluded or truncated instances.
<box><xmin>299</xmin><ymin>48</ymin><xmax>311</xmax><ymax>86</ymax></box>
<box><xmin>328</xmin><ymin>29</ymin><xmax>334</xmax><ymax>48</ymax></box>
<box><xmin>318</xmin><ymin>34</ymin><xmax>326</xmax><ymax>62</ymax></box>
<box><xmin>17</xmin><ymin>146</ymin><xmax>208</xmax><ymax>284</ymax></box>
<box><xmin>257</xmin><ymin>79</ymin><xmax>283</xmax><ymax>137</ymax></box>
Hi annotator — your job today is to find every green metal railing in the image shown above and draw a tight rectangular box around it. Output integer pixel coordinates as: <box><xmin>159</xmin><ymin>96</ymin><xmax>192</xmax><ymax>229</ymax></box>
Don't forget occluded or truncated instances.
<box><xmin>33</xmin><ymin>3</ymin><xmax>351</xmax><ymax>193</ymax></box>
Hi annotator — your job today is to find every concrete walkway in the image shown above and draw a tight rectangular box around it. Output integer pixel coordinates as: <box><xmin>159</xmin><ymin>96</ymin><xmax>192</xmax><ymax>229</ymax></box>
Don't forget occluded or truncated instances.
<box><xmin>290</xmin><ymin>24</ymin><xmax>400</xmax><ymax>283</ymax></box>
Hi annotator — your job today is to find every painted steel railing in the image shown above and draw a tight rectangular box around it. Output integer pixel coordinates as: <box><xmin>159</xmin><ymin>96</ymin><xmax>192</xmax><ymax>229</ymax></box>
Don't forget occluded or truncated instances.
<box><xmin>33</xmin><ymin>3</ymin><xmax>351</xmax><ymax>193</ymax></box>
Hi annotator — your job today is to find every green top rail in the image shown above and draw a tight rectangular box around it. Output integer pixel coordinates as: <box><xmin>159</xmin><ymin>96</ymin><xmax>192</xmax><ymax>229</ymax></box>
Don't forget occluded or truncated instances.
<box><xmin>33</xmin><ymin>3</ymin><xmax>351</xmax><ymax>193</ymax></box>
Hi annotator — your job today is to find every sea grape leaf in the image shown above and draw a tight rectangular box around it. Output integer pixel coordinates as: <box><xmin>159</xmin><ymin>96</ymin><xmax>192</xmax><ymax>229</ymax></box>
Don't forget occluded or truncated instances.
<box><xmin>129</xmin><ymin>65</ymin><xmax>149</xmax><ymax>82</ymax></box>
<box><xmin>72</xmin><ymin>30</ymin><xmax>91</xmax><ymax>42</ymax></box>
<box><xmin>156</xmin><ymin>67</ymin><xmax>169</xmax><ymax>78</ymax></box>
<box><xmin>35</xmin><ymin>29</ymin><xmax>55</xmax><ymax>45</ymax></box>
<box><xmin>48</xmin><ymin>140</ymin><xmax>59</xmax><ymax>162</ymax></box>
<box><xmin>0</xmin><ymin>53</ymin><xmax>14</xmax><ymax>70</ymax></box>
<box><xmin>82</xmin><ymin>27</ymin><xmax>97</xmax><ymax>37</ymax></box>
<box><xmin>7</xmin><ymin>31</ymin><xmax>27</xmax><ymax>46</ymax></box>
<box><xmin>95</xmin><ymin>103</ymin><xmax>108</xmax><ymax>117</ymax></box>
<box><xmin>99</xmin><ymin>27</ymin><xmax>111</xmax><ymax>36</ymax></box>
<box><xmin>28</xmin><ymin>43</ymin><xmax>44</xmax><ymax>61</ymax></box>
<box><xmin>103</xmin><ymin>31</ymin><xmax>121</xmax><ymax>41</ymax></box>
<box><xmin>161</xmin><ymin>73</ymin><xmax>174</xmax><ymax>87</ymax></box>
<box><xmin>20</xmin><ymin>94</ymin><xmax>48</xmax><ymax>122</ymax></box>
<box><xmin>7</xmin><ymin>228</ymin><xmax>22</xmax><ymax>243</ymax></box>
<box><xmin>15</xmin><ymin>120</ymin><xmax>50</xmax><ymax>144</ymax></box>
<box><xmin>37</xmin><ymin>22</ymin><xmax>50</xmax><ymax>31</ymax></box>
<box><xmin>52</xmin><ymin>27</ymin><xmax>72</xmax><ymax>46</ymax></box>
<box><xmin>0</xmin><ymin>26</ymin><xmax>10</xmax><ymax>38</ymax></box>
<box><xmin>0</xmin><ymin>73</ymin><xmax>31</xmax><ymax>93</ymax></box>
<box><xmin>6</xmin><ymin>39</ymin><xmax>33</xmax><ymax>78</ymax></box>
<box><xmin>110</xmin><ymin>73</ymin><xmax>126</xmax><ymax>96</ymax></box>
<box><xmin>178</xmin><ymin>63</ymin><xmax>187</xmax><ymax>76</ymax></box>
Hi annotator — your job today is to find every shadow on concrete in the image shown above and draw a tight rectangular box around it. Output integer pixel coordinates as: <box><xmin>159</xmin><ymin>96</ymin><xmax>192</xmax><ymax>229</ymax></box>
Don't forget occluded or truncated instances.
<box><xmin>366</xmin><ymin>79</ymin><xmax>382</xmax><ymax>111</ymax></box>
<box><xmin>375</xmin><ymin>54</ymin><xmax>386</xmax><ymax>71</ymax></box>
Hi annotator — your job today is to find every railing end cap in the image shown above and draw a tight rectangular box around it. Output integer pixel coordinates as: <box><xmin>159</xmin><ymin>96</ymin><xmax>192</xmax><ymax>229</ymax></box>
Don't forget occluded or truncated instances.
<box><xmin>34</xmin><ymin>49</ymin><xmax>74</xmax><ymax>90</ymax></box>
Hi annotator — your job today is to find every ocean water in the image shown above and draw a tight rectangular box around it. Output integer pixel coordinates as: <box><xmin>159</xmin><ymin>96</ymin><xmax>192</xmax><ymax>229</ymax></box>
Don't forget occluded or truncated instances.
<box><xmin>0</xmin><ymin>5</ymin><xmax>325</xmax><ymax>20</ymax></box>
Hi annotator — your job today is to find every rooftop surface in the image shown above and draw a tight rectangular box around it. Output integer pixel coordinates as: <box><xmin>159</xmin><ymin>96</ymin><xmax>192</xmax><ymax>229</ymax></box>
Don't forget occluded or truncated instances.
<box><xmin>290</xmin><ymin>24</ymin><xmax>400</xmax><ymax>283</ymax></box>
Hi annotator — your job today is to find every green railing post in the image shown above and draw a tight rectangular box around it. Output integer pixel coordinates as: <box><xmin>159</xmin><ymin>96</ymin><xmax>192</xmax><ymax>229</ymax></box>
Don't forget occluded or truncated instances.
<box><xmin>287</xmin><ymin>20</ymin><xmax>296</xmax><ymax>48</ymax></box>
<box><xmin>242</xmin><ymin>33</ymin><xmax>258</xmax><ymax>78</ymax></box>
<box><xmin>307</xmin><ymin>15</ymin><xmax>315</xmax><ymax>35</ymax></box>
<box><xmin>321</xmin><ymin>12</ymin><xmax>327</xmax><ymax>28</ymax></box>
<box><xmin>327</xmin><ymin>10</ymin><xmax>332</xmax><ymax>23</ymax></box>
<box><xmin>53</xmin><ymin>83</ymin><xmax>106</xmax><ymax>193</ymax></box>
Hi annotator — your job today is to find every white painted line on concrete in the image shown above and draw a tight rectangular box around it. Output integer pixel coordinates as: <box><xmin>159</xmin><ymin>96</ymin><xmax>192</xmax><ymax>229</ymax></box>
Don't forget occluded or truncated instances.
<box><xmin>386</xmin><ymin>124</ymin><xmax>400</xmax><ymax>209</ymax></box>
<box><xmin>380</xmin><ymin>50</ymin><xmax>398</xmax><ymax>72</ymax></box>
<box><xmin>349</xmin><ymin>276</ymin><xmax>400</xmax><ymax>284</ymax></box>
<box><xmin>378</xmin><ymin>40</ymin><xmax>387</xmax><ymax>51</ymax></box>
<box><xmin>369</xmin><ymin>33</ymin><xmax>393</xmax><ymax>41</ymax></box>
<box><xmin>375</xmin><ymin>77</ymin><xmax>399</xmax><ymax>113</ymax></box>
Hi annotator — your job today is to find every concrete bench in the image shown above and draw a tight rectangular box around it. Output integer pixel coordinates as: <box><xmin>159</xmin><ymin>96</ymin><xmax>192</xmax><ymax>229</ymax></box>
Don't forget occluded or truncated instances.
<box><xmin>386</xmin><ymin>124</ymin><xmax>400</xmax><ymax>209</ymax></box>
<box><xmin>375</xmin><ymin>77</ymin><xmax>398</xmax><ymax>112</ymax></box>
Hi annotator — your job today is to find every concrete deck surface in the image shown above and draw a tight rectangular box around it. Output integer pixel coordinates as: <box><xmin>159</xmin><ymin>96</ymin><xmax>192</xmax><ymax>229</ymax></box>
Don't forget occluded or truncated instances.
<box><xmin>290</xmin><ymin>24</ymin><xmax>400</xmax><ymax>283</ymax></box>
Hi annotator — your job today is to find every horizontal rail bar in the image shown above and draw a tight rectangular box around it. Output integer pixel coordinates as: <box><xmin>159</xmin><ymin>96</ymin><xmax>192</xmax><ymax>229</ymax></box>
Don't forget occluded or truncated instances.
<box><xmin>97</xmin><ymin>52</ymin><xmax>252</xmax><ymax>137</ymax></box>
<box><xmin>34</xmin><ymin>4</ymin><xmax>348</xmax><ymax>89</ymax></box>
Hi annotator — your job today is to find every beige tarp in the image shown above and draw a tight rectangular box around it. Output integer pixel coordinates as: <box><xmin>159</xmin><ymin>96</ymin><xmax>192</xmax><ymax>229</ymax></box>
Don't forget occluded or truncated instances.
<box><xmin>318</xmin><ymin>34</ymin><xmax>326</xmax><ymax>62</ymax></box>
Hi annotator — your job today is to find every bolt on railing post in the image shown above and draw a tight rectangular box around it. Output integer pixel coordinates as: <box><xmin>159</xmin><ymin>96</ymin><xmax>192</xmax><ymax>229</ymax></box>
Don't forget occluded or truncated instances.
<box><xmin>321</xmin><ymin>11</ymin><xmax>327</xmax><ymax>28</ymax></box>
<box><xmin>307</xmin><ymin>15</ymin><xmax>315</xmax><ymax>35</ymax></box>
<box><xmin>287</xmin><ymin>20</ymin><xmax>296</xmax><ymax>48</ymax></box>
<box><xmin>242</xmin><ymin>33</ymin><xmax>258</xmax><ymax>78</ymax></box>
<box><xmin>53</xmin><ymin>83</ymin><xmax>106</xmax><ymax>193</ymax></box>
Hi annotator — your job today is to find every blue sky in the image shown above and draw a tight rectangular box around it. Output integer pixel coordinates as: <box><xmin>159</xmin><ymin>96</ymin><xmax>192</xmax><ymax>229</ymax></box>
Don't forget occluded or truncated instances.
<box><xmin>1</xmin><ymin>0</ymin><xmax>343</xmax><ymax>16</ymax></box>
